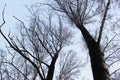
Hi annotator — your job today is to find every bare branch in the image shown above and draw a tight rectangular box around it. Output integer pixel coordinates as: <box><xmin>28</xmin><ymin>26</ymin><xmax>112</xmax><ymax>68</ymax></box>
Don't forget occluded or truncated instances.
<box><xmin>0</xmin><ymin>4</ymin><xmax>6</xmax><ymax>29</ymax></box>
<box><xmin>111</xmin><ymin>68</ymin><xmax>120</xmax><ymax>76</ymax></box>
<box><xmin>105</xmin><ymin>48</ymin><xmax>120</xmax><ymax>61</ymax></box>
<box><xmin>97</xmin><ymin>0</ymin><xmax>110</xmax><ymax>45</ymax></box>
<box><xmin>0</xmin><ymin>17</ymin><xmax>44</xmax><ymax>80</ymax></box>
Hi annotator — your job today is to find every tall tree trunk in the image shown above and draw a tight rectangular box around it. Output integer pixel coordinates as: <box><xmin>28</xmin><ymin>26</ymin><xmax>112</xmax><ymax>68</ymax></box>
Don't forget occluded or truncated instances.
<box><xmin>46</xmin><ymin>54</ymin><xmax>58</xmax><ymax>80</ymax></box>
<box><xmin>77</xmin><ymin>24</ymin><xmax>110</xmax><ymax>80</ymax></box>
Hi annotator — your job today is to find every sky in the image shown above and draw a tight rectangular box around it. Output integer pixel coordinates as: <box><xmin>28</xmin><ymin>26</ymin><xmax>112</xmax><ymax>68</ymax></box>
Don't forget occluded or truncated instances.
<box><xmin>0</xmin><ymin>0</ymin><xmax>93</xmax><ymax>80</ymax></box>
<box><xmin>0</xmin><ymin>0</ymin><xmax>42</xmax><ymax>49</ymax></box>
<box><xmin>1</xmin><ymin>0</ymin><xmax>120</xmax><ymax>80</ymax></box>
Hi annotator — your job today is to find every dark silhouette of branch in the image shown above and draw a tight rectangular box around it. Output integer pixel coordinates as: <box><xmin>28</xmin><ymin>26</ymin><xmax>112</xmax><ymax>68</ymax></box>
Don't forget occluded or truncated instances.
<box><xmin>97</xmin><ymin>0</ymin><xmax>110</xmax><ymax>45</ymax></box>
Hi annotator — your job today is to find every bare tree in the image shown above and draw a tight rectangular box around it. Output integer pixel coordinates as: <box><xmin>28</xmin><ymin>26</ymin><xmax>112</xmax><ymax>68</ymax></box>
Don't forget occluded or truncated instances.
<box><xmin>103</xmin><ymin>29</ymin><xmax>120</xmax><ymax>78</ymax></box>
<box><xmin>1</xmin><ymin>0</ymin><xmax>120</xmax><ymax>79</ymax></box>
<box><xmin>0</xmin><ymin>5</ymin><xmax>82</xmax><ymax>80</ymax></box>
<box><xmin>50</xmin><ymin>0</ymin><xmax>115</xmax><ymax>80</ymax></box>
<box><xmin>56</xmin><ymin>50</ymin><xmax>81</xmax><ymax>80</ymax></box>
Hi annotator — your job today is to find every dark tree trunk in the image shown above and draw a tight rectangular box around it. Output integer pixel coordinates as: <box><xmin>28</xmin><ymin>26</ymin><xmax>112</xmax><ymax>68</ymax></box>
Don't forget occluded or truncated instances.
<box><xmin>46</xmin><ymin>54</ymin><xmax>58</xmax><ymax>80</ymax></box>
<box><xmin>77</xmin><ymin>24</ymin><xmax>110</xmax><ymax>80</ymax></box>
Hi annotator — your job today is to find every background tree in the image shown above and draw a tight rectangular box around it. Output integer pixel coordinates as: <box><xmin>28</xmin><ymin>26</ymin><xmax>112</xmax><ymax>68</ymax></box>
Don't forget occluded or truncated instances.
<box><xmin>56</xmin><ymin>50</ymin><xmax>81</xmax><ymax>80</ymax></box>
<box><xmin>104</xmin><ymin>27</ymin><xmax>120</xmax><ymax>78</ymax></box>
<box><xmin>1</xmin><ymin>0</ymin><xmax>120</xmax><ymax>79</ymax></box>
<box><xmin>0</xmin><ymin>5</ymin><xmax>82</xmax><ymax>80</ymax></box>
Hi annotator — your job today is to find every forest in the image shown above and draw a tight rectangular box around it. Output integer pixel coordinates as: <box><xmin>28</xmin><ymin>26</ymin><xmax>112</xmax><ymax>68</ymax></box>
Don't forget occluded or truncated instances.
<box><xmin>0</xmin><ymin>0</ymin><xmax>120</xmax><ymax>80</ymax></box>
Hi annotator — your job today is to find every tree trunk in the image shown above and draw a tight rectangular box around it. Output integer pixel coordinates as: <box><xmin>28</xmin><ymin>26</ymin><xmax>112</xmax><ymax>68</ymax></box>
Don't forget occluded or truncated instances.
<box><xmin>77</xmin><ymin>24</ymin><xmax>110</xmax><ymax>80</ymax></box>
<box><xmin>46</xmin><ymin>54</ymin><xmax>58</xmax><ymax>80</ymax></box>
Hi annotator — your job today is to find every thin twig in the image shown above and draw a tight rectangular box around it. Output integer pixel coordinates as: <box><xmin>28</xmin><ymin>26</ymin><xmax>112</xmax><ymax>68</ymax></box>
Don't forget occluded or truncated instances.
<box><xmin>0</xmin><ymin>4</ymin><xmax>6</xmax><ymax>28</ymax></box>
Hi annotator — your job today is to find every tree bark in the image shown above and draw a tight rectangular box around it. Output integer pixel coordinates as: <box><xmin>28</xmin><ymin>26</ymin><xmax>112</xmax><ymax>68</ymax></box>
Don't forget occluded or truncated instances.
<box><xmin>77</xmin><ymin>24</ymin><xmax>110</xmax><ymax>80</ymax></box>
<box><xmin>46</xmin><ymin>54</ymin><xmax>58</xmax><ymax>80</ymax></box>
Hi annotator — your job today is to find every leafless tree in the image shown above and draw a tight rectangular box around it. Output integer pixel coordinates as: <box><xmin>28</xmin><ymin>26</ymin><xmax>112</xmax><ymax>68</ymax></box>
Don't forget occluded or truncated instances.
<box><xmin>103</xmin><ymin>28</ymin><xmax>120</xmax><ymax>78</ymax></box>
<box><xmin>49</xmin><ymin>0</ymin><xmax>120</xmax><ymax>80</ymax></box>
<box><xmin>1</xmin><ymin>0</ymin><xmax>120</xmax><ymax>79</ymax></box>
<box><xmin>0</xmin><ymin>5</ymin><xmax>82</xmax><ymax>80</ymax></box>
<box><xmin>56</xmin><ymin>50</ymin><xmax>82</xmax><ymax>80</ymax></box>
<box><xmin>0</xmin><ymin>48</ymin><xmax>36</xmax><ymax>80</ymax></box>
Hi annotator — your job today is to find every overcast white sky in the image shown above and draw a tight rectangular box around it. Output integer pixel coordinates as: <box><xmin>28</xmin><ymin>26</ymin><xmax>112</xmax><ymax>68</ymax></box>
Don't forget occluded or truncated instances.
<box><xmin>0</xmin><ymin>0</ymin><xmax>93</xmax><ymax>80</ymax></box>
<box><xmin>0</xmin><ymin>0</ymin><xmax>42</xmax><ymax>49</ymax></box>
